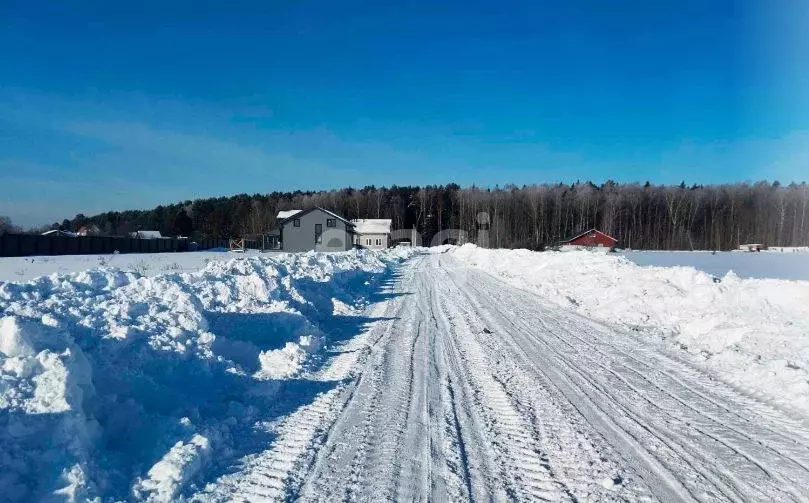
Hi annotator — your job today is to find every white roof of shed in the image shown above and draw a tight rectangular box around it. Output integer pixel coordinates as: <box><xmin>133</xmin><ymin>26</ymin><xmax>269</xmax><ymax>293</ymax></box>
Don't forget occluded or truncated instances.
<box><xmin>351</xmin><ymin>219</ymin><xmax>392</xmax><ymax>234</ymax></box>
<box><xmin>276</xmin><ymin>209</ymin><xmax>302</xmax><ymax>220</ymax></box>
<box><xmin>131</xmin><ymin>230</ymin><xmax>163</xmax><ymax>239</ymax></box>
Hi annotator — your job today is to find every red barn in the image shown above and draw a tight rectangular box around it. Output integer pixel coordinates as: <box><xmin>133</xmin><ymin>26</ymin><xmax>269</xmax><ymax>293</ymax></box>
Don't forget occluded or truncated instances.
<box><xmin>559</xmin><ymin>228</ymin><xmax>617</xmax><ymax>250</ymax></box>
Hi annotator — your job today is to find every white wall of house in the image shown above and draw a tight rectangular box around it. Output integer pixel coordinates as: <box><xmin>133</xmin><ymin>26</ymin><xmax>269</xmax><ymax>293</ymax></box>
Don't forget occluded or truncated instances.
<box><xmin>350</xmin><ymin>218</ymin><xmax>392</xmax><ymax>250</ymax></box>
<box><xmin>356</xmin><ymin>233</ymin><xmax>388</xmax><ymax>249</ymax></box>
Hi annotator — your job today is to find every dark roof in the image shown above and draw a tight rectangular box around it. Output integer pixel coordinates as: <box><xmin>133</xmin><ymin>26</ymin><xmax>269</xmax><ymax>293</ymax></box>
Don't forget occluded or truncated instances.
<box><xmin>277</xmin><ymin>206</ymin><xmax>355</xmax><ymax>227</ymax></box>
<box><xmin>560</xmin><ymin>228</ymin><xmax>617</xmax><ymax>244</ymax></box>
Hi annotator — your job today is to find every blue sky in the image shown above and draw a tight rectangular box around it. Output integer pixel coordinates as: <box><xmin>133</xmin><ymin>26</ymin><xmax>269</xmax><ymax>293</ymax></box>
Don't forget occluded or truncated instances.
<box><xmin>1</xmin><ymin>1</ymin><xmax>808</xmax><ymax>227</ymax></box>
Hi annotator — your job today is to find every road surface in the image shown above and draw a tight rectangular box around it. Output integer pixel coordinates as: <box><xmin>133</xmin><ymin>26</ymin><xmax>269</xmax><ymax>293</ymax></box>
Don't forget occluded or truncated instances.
<box><xmin>195</xmin><ymin>252</ymin><xmax>809</xmax><ymax>502</ymax></box>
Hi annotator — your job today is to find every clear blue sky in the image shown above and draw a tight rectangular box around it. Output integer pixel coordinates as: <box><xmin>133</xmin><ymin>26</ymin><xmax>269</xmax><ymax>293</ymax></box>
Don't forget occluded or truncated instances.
<box><xmin>1</xmin><ymin>1</ymin><xmax>807</xmax><ymax>226</ymax></box>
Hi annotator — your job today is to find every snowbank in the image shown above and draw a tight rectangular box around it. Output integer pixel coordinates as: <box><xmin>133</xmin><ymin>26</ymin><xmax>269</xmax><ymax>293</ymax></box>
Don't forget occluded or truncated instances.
<box><xmin>0</xmin><ymin>248</ymin><xmax>416</xmax><ymax>502</ymax></box>
<box><xmin>451</xmin><ymin>245</ymin><xmax>809</xmax><ymax>416</ymax></box>
<box><xmin>0</xmin><ymin>250</ymin><xmax>270</xmax><ymax>283</ymax></box>
<box><xmin>0</xmin><ymin>316</ymin><xmax>97</xmax><ymax>502</ymax></box>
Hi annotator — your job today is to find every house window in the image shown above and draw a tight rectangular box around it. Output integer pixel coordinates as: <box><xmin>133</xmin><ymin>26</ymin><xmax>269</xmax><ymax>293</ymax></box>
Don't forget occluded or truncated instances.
<box><xmin>315</xmin><ymin>224</ymin><xmax>322</xmax><ymax>244</ymax></box>
<box><xmin>366</xmin><ymin>238</ymin><xmax>371</xmax><ymax>246</ymax></box>
<box><xmin>293</xmin><ymin>218</ymin><xmax>301</xmax><ymax>227</ymax></box>
<box><xmin>326</xmin><ymin>218</ymin><xmax>336</xmax><ymax>228</ymax></box>
<box><xmin>376</xmin><ymin>239</ymin><xmax>381</xmax><ymax>246</ymax></box>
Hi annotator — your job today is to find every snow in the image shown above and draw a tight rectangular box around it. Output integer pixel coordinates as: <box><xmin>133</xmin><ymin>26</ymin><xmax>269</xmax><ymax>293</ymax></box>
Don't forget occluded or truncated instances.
<box><xmin>276</xmin><ymin>209</ymin><xmax>302</xmax><ymax>220</ymax></box>
<box><xmin>452</xmin><ymin>245</ymin><xmax>809</xmax><ymax>416</ymax></box>
<box><xmin>350</xmin><ymin>219</ymin><xmax>392</xmax><ymax>234</ymax></box>
<box><xmin>3</xmin><ymin>243</ymin><xmax>809</xmax><ymax>501</ymax></box>
<box><xmin>4</xmin><ymin>244</ymin><xmax>808</xmax><ymax>501</ymax></box>
<box><xmin>0</xmin><ymin>250</ymin><xmax>264</xmax><ymax>283</ymax></box>
<box><xmin>620</xmin><ymin>249</ymin><xmax>809</xmax><ymax>281</ymax></box>
<box><xmin>0</xmin><ymin>247</ymin><xmax>416</xmax><ymax>501</ymax></box>
<box><xmin>133</xmin><ymin>433</ymin><xmax>212</xmax><ymax>502</ymax></box>
<box><xmin>257</xmin><ymin>337</ymin><xmax>316</xmax><ymax>379</ymax></box>
<box><xmin>209</xmin><ymin>251</ymin><xmax>809</xmax><ymax>502</ymax></box>
<box><xmin>764</xmin><ymin>246</ymin><xmax>809</xmax><ymax>253</ymax></box>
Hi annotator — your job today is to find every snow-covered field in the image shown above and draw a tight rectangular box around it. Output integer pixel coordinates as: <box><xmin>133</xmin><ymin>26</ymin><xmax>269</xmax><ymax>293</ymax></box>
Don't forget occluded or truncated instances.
<box><xmin>0</xmin><ymin>249</ymin><xmax>262</xmax><ymax>283</ymax></box>
<box><xmin>2</xmin><ymin>246</ymin><xmax>809</xmax><ymax>501</ymax></box>
<box><xmin>620</xmin><ymin>249</ymin><xmax>809</xmax><ymax>281</ymax></box>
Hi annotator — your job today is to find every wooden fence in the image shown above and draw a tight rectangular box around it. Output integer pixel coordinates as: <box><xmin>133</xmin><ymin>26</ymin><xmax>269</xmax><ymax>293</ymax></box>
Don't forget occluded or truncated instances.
<box><xmin>0</xmin><ymin>234</ymin><xmax>231</xmax><ymax>258</ymax></box>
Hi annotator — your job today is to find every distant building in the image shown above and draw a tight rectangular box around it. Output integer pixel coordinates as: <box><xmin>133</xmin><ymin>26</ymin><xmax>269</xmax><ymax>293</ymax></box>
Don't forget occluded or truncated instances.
<box><xmin>76</xmin><ymin>225</ymin><xmax>101</xmax><ymax>236</ymax></box>
<box><xmin>738</xmin><ymin>243</ymin><xmax>766</xmax><ymax>252</ymax></box>
<box><xmin>130</xmin><ymin>230</ymin><xmax>163</xmax><ymax>239</ymax></box>
<box><xmin>273</xmin><ymin>207</ymin><xmax>355</xmax><ymax>252</ymax></box>
<box><xmin>558</xmin><ymin>228</ymin><xmax>617</xmax><ymax>251</ymax></box>
<box><xmin>351</xmin><ymin>219</ymin><xmax>392</xmax><ymax>249</ymax></box>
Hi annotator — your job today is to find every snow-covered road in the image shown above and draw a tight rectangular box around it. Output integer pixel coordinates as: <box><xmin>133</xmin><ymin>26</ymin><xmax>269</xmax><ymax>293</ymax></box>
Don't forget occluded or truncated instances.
<box><xmin>195</xmin><ymin>253</ymin><xmax>809</xmax><ymax>502</ymax></box>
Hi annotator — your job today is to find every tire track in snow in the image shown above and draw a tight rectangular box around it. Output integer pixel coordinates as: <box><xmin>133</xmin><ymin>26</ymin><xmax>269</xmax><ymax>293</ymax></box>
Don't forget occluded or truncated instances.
<box><xmin>413</xmin><ymin>270</ymin><xmax>482</xmax><ymax>502</ymax></box>
<box><xmin>538</xmin><ymin>311</ymin><xmax>809</xmax><ymax>502</ymax></box>
<box><xmin>517</xmin><ymin>292</ymin><xmax>807</xmax><ymax>501</ymax></box>
<box><xmin>430</xmin><ymin>266</ymin><xmax>575</xmax><ymax>502</ymax></box>
<box><xmin>295</xmin><ymin>255</ymin><xmax>474</xmax><ymax>502</ymax></box>
<box><xmin>190</xmin><ymin>383</ymin><xmax>353</xmax><ymax>502</ymax></box>
<box><xmin>439</xmin><ymin>256</ymin><xmax>656</xmax><ymax>502</ymax></box>
<box><xmin>570</xmin><ymin>314</ymin><xmax>809</xmax><ymax>464</ymax></box>
<box><xmin>447</xmin><ymin>288</ymin><xmax>652</xmax><ymax>499</ymax></box>
<box><xmin>457</xmin><ymin>271</ymin><xmax>725</xmax><ymax>502</ymax></box>
<box><xmin>298</xmin><ymin>264</ymin><xmax>420</xmax><ymax>502</ymax></box>
<box><xmin>459</xmin><ymin>260</ymin><xmax>809</xmax><ymax>502</ymax></box>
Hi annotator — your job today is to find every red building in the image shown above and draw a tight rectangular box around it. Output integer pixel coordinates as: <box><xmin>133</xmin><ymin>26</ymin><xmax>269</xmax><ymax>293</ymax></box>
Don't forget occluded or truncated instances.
<box><xmin>559</xmin><ymin>228</ymin><xmax>617</xmax><ymax>250</ymax></box>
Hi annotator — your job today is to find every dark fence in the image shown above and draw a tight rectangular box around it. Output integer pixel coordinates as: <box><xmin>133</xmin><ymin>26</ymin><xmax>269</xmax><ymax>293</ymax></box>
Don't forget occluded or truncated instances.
<box><xmin>0</xmin><ymin>234</ymin><xmax>230</xmax><ymax>258</ymax></box>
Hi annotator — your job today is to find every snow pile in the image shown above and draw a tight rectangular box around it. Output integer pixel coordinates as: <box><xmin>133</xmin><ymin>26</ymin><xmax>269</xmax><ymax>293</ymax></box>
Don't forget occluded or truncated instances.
<box><xmin>452</xmin><ymin>245</ymin><xmax>809</xmax><ymax>415</ymax></box>
<box><xmin>257</xmin><ymin>336</ymin><xmax>318</xmax><ymax>379</ymax></box>
<box><xmin>0</xmin><ymin>316</ymin><xmax>97</xmax><ymax>502</ymax></box>
<box><xmin>0</xmin><ymin>248</ymin><xmax>415</xmax><ymax>502</ymax></box>
<box><xmin>0</xmin><ymin>250</ymin><xmax>266</xmax><ymax>283</ymax></box>
<box><xmin>132</xmin><ymin>433</ymin><xmax>212</xmax><ymax>502</ymax></box>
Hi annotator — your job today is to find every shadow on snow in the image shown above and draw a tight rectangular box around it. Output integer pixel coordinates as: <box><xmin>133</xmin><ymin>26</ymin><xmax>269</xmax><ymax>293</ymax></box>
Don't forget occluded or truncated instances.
<box><xmin>175</xmin><ymin>264</ymin><xmax>409</xmax><ymax>497</ymax></box>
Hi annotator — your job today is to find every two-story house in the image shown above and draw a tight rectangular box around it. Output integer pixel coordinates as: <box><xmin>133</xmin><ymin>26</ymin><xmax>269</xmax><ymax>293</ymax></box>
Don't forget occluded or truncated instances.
<box><xmin>273</xmin><ymin>207</ymin><xmax>355</xmax><ymax>252</ymax></box>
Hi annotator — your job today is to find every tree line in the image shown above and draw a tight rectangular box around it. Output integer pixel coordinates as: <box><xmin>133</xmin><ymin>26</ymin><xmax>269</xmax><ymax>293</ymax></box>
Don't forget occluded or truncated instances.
<box><xmin>5</xmin><ymin>180</ymin><xmax>809</xmax><ymax>250</ymax></box>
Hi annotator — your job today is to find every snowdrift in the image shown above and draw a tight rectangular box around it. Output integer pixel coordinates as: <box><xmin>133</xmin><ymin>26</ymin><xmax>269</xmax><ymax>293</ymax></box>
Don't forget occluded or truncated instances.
<box><xmin>0</xmin><ymin>248</ymin><xmax>415</xmax><ymax>502</ymax></box>
<box><xmin>451</xmin><ymin>245</ymin><xmax>809</xmax><ymax>416</ymax></box>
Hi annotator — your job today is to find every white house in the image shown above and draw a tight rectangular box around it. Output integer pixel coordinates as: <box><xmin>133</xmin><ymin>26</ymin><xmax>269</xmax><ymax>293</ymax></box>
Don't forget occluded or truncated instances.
<box><xmin>351</xmin><ymin>219</ymin><xmax>392</xmax><ymax>249</ymax></box>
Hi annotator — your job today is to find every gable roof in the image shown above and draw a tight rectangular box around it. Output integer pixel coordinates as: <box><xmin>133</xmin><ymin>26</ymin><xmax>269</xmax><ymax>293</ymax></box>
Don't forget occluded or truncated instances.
<box><xmin>277</xmin><ymin>206</ymin><xmax>354</xmax><ymax>227</ymax></box>
<box><xmin>276</xmin><ymin>209</ymin><xmax>302</xmax><ymax>220</ymax></box>
<box><xmin>351</xmin><ymin>219</ymin><xmax>392</xmax><ymax>234</ymax></box>
<box><xmin>560</xmin><ymin>228</ymin><xmax>617</xmax><ymax>244</ymax></box>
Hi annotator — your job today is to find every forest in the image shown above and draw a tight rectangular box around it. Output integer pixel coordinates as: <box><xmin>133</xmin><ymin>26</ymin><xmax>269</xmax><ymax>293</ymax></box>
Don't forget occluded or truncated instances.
<box><xmin>9</xmin><ymin>181</ymin><xmax>809</xmax><ymax>250</ymax></box>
